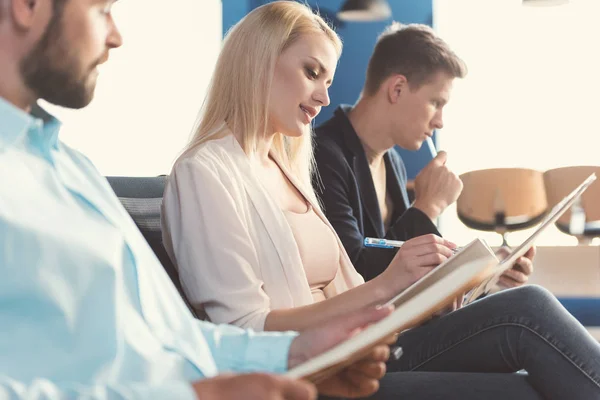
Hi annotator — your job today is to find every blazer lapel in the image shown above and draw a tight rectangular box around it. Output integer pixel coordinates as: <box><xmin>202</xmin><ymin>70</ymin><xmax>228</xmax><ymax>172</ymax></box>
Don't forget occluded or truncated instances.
<box><xmin>225</xmin><ymin>137</ymin><xmax>314</xmax><ymax>307</ymax></box>
<box><xmin>385</xmin><ymin>151</ymin><xmax>411</xmax><ymax>218</ymax></box>
<box><xmin>335</xmin><ymin>106</ymin><xmax>385</xmax><ymax>238</ymax></box>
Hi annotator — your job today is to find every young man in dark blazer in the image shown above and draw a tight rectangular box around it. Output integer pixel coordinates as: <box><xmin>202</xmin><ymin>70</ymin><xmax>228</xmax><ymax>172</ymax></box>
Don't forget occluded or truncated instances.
<box><xmin>314</xmin><ymin>23</ymin><xmax>534</xmax><ymax>288</ymax></box>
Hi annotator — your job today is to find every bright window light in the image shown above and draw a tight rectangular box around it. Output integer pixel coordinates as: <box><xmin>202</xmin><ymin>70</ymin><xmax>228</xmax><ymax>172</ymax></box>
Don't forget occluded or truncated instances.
<box><xmin>434</xmin><ymin>0</ymin><xmax>600</xmax><ymax>246</ymax></box>
<box><xmin>43</xmin><ymin>0</ymin><xmax>222</xmax><ymax>177</ymax></box>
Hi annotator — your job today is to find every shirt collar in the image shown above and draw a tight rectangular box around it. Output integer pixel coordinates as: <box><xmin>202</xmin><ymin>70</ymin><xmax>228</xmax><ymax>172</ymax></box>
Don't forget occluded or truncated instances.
<box><xmin>0</xmin><ymin>96</ymin><xmax>62</xmax><ymax>151</ymax></box>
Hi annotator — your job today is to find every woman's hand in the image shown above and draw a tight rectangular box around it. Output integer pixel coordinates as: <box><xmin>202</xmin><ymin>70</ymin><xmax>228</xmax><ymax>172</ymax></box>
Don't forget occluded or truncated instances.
<box><xmin>380</xmin><ymin>234</ymin><xmax>457</xmax><ymax>295</ymax></box>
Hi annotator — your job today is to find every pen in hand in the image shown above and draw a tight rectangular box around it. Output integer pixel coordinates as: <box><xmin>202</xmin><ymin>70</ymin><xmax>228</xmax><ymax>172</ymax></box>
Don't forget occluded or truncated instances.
<box><xmin>425</xmin><ymin>136</ymin><xmax>438</xmax><ymax>158</ymax></box>
<box><xmin>364</xmin><ymin>237</ymin><xmax>462</xmax><ymax>254</ymax></box>
<box><xmin>364</xmin><ymin>237</ymin><xmax>404</xmax><ymax>249</ymax></box>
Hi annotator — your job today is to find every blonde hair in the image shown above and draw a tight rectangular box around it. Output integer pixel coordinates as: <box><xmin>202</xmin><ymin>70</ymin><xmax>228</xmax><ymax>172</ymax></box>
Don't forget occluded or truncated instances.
<box><xmin>182</xmin><ymin>1</ymin><xmax>341</xmax><ymax>202</ymax></box>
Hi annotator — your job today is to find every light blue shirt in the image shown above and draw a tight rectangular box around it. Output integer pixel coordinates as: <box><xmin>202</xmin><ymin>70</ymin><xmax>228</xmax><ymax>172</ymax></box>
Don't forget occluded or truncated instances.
<box><xmin>0</xmin><ymin>96</ymin><xmax>297</xmax><ymax>399</ymax></box>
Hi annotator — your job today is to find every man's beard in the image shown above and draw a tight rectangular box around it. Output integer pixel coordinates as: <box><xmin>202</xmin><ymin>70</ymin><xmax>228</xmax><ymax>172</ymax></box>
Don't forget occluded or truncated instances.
<box><xmin>20</xmin><ymin>9</ymin><xmax>100</xmax><ymax>109</ymax></box>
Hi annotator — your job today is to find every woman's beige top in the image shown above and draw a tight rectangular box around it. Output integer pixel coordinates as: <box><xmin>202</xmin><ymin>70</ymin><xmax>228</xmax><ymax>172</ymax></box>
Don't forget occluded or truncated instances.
<box><xmin>161</xmin><ymin>133</ymin><xmax>364</xmax><ymax>331</ymax></box>
<box><xmin>283</xmin><ymin>205</ymin><xmax>340</xmax><ymax>303</ymax></box>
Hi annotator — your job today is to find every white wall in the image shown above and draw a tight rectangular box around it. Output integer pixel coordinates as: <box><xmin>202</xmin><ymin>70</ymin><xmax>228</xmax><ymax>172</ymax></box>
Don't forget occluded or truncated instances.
<box><xmin>434</xmin><ymin>0</ymin><xmax>600</xmax><ymax>246</ymax></box>
<box><xmin>43</xmin><ymin>0</ymin><xmax>222</xmax><ymax>176</ymax></box>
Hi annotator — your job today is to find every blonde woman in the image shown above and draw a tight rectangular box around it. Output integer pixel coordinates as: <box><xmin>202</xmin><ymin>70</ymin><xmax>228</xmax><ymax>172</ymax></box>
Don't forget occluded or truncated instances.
<box><xmin>162</xmin><ymin>1</ymin><xmax>450</xmax><ymax>333</ymax></box>
<box><xmin>162</xmin><ymin>2</ymin><xmax>600</xmax><ymax>399</ymax></box>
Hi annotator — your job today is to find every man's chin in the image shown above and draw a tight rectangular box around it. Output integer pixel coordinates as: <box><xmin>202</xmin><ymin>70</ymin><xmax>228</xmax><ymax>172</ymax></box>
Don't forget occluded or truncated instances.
<box><xmin>43</xmin><ymin>82</ymin><xmax>96</xmax><ymax>109</ymax></box>
<box><xmin>395</xmin><ymin>136</ymin><xmax>424</xmax><ymax>151</ymax></box>
<box><xmin>48</xmin><ymin>92</ymin><xmax>94</xmax><ymax>109</ymax></box>
<box><xmin>69</xmin><ymin>96</ymin><xmax>95</xmax><ymax>110</ymax></box>
<box><xmin>403</xmin><ymin>140</ymin><xmax>423</xmax><ymax>152</ymax></box>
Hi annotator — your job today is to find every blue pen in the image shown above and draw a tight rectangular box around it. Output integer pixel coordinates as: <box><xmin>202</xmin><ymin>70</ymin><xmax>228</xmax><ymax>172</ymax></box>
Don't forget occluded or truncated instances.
<box><xmin>365</xmin><ymin>237</ymin><xmax>462</xmax><ymax>254</ymax></box>
<box><xmin>364</xmin><ymin>237</ymin><xmax>405</xmax><ymax>249</ymax></box>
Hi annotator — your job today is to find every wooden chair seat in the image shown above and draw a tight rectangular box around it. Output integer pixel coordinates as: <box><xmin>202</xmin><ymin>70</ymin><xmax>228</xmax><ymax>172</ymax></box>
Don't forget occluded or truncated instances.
<box><xmin>544</xmin><ymin>166</ymin><xmax>600</xmax><ymax>243</ymax></box>
<box><xmin>457</xmin><ymin>168</ymin><xmax>548</xmax><ymax>245</ymax></box>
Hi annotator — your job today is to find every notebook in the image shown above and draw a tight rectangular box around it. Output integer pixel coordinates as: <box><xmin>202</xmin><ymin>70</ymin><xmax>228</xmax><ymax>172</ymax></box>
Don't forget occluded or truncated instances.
<box><xmin>286</xmin><ymin>173</ymin><xmax>596</xmax><ymax>383</ymax></box>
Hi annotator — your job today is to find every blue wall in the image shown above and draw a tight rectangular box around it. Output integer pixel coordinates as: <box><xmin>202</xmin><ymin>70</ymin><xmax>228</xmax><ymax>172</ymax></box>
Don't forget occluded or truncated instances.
<box><xmin>222</xmin><ymin>0</ymin><xmax>435</xmax><ymax>179</ymax></box>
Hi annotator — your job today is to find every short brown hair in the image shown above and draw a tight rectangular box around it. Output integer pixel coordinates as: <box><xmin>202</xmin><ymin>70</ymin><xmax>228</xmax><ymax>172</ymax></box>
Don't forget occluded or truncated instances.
<box><xmin>363</xmin><ymin>22</ymin><xmax>467</xmax><ymax>96</ymax></box>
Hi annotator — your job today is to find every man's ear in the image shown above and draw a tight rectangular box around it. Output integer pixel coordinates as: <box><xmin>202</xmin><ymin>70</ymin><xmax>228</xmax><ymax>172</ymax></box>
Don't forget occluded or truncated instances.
<box><xmin>387</xmin><ymin>74</ymin><xmax>408</xmax><ymax>104</ymax></box>
<box><xmin>10</xmin><ymin>0</ymin><xmax>42</xmax><ymax>30</ymax></box>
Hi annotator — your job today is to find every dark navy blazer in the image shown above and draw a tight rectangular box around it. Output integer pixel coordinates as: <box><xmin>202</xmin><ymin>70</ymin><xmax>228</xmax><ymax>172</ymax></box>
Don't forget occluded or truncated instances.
<box><xmin>314</xmin><ymin>105</ymin><xmax>440</xmax><ymax>281</ymax></box>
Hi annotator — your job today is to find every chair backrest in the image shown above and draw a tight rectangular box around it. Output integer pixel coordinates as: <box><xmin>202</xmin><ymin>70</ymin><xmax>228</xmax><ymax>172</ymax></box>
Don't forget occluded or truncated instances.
<box><xmin>457</xmin><ymin>168</ymin><xmax>548</xmax><ymax>232</ymax></box>
<box><xmin>106</xmin><ymin>176</ymin><xmax>197</xmax><ymax>317</ymax></box>
<box><xmin>543</xmin><ymin>166</ymin><xmax>600</xmax><ymax>232</ymax></box>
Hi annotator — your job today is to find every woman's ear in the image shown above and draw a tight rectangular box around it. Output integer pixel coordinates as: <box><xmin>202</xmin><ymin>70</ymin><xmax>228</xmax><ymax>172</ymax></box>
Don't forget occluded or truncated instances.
<box><xmin>387</xmin><ymin>74</ymin><xmax>408</xmax><ymax>104</ymax></box>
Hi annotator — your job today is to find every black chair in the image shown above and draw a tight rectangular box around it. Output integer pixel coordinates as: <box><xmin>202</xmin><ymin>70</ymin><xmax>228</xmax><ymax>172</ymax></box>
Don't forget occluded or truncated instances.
<box><xmin>106</xmin><ymin>175</ymin><xmax>197</xmax><ymax>317</ymax></box>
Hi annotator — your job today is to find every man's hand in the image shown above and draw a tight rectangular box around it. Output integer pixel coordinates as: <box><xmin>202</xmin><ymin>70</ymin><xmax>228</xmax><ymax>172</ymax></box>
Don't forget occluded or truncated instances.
<box><xmin>413</xmin><ymin>151</ymin><xmax>463</xmax><ymax>221</ymax></box>
<box><xmin>192</xmin><ymin>373</ymin><xmax>317</xmax><ymax>400</ymax></box>
<box><xmin>495</xmin><ymin>246</ymin><xmax>536</xmax><ymax>290</ymax></box>
<box><xmin>288</xmin><ymin>305</ymin><xmax>396</xmax><ymax>398</ymax></box>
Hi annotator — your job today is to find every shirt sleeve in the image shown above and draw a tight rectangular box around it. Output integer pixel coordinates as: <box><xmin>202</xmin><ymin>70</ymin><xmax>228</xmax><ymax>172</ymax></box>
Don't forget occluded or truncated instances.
<box><xmin>0</xmin><ymin>378</ymin><xmax>196</xmax><ymax>400</ymax></box>
<box><xmin>195</xmin><ymin>319</ymin><xmax>298</xmax><ymax>374</ymax></box>
<box><xmin>162</xmin><ymin>156</ymin><xmax>273</xmax><ymax>330</ymax></box>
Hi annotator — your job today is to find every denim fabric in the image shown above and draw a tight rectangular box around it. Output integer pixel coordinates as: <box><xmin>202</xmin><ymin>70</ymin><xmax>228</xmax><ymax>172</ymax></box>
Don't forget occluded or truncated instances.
<box><xmin>383</xmin><ymin>285</ymin><xmax>600</xmax><ymax>399</ymax></box>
